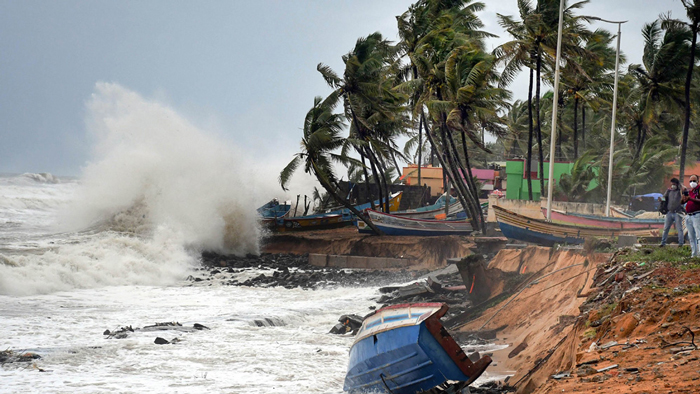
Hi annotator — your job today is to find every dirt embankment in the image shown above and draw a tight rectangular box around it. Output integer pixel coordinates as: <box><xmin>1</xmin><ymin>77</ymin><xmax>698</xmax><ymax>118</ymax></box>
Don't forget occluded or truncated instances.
<box><xmin>455</xmin><ymin>246</ymin><xmax>700</xmax><ymax>393</ymax></box>
<box><xmin>261</xmin><ymin>227</ymin><xmax>506</xmax><ymax>269</ymax></box>
<box><xmin>451</xmin><ymin>246</ymin><xmax>607</xmax><ymax>393</ymax></box>
<box><xmin>523</xmin><ymin>252</ymin><xmax>700</xmax><ymax>394</ymax></box>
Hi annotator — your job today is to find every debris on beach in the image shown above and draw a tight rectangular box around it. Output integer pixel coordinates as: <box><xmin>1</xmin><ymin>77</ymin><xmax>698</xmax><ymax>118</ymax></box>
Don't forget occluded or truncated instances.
<box><xmin>103</xmin><ymin>322</ymin><xmax>210</xmax><ymax>341</ymax></box>
<box><xmin>329</xmin><ymin>314</ymin><xmax>363</xmax><ymax>335</ymax></box>
<box><xmin>0</xmin><ymin>349</ymin><xmax>41</xmax><ymax>364</ymax></box>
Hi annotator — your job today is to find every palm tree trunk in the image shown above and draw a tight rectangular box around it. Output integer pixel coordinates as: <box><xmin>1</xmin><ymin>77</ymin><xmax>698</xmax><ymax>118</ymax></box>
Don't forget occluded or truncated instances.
<box><xmin>359</xmin><ymin>150</ymin><xmax>375</xmax><ymax>209</ymax></box>
<box><xmin>418</xmin><ymin>113</ymin><xmax>423</xmax><ymax>187</ymax></box>
<box><xmin>573</xmin><ymin>95</ymin><xmax>579</xmax><ymax>158</ymax></box>
<box><xmin>390</xmin><ymin>149</ymin><xmax>401</xmax><ymax>182</ymax></box>
<box><xmin>527</xmin><ymin>66</ymin><xmax>535</xmax><ymax>201</ymax></box>
<box><xmin>535</xmin><ymin>51</ymin><xmax>545</xmax><ymax>199</ymax></box>
<box><xmin>373</xmin><ymin>149</ymin><xmax>392</xmax><ymax>213</ymax></box>
<box><xmin>440</xmin><ymin>120</ymin><xmax>481</xmax><ymax>231</ymax></box>
<box><xmin>679</xmin><ymin>24</ymin><xmax>697</xmax><ymax>184</ymax></box>
<box><xmin>371</xmin><ymin>149</ymin><xmax>391</xmax><ymax>213</ymax></box>
<box><xmin>364</xmin><ymin>146</ymin><xmax>386</xmax><ymax>213</ymax></box>
<box><xmin>422</xmin><ymin>113</ymin><xmax>480</xmax><ymax>232</ymax></box>
<box><xmin>312</xmin><ymin>163</ymin><xmax>384</xmax><ymax>236</ymax></box>
<box><xmin>459</xmin><ymin>127</ymin><xmax>486</xmax><ymax>232</ymax></box>
<box><xmin>556</xmin><ymin>104</ymin><xmax>562</xmax><ymax>161</ymax></box>
<box><xmin>582</xmin><ymin>104</ymin><xmax>586</xmax><ymax>150</ymax></box>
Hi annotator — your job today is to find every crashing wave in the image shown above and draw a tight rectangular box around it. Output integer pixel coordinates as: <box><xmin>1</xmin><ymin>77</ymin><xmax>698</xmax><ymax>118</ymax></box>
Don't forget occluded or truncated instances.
<box><xmin>20</xmin><ymin>173</ymin><xmax>60</xmax><ymax>184</ymax></box>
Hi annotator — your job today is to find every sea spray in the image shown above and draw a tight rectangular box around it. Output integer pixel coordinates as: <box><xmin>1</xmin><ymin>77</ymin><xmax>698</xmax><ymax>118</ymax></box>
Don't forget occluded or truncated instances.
<box><xmin>67</xmin><ymin>82</ymin><xmax>262</xmax><ymax>254</ymax></box>
<box><xmin>0</xmin><ymin>83</ymin><xmax>267</xmax><ymax>295</ymax></box>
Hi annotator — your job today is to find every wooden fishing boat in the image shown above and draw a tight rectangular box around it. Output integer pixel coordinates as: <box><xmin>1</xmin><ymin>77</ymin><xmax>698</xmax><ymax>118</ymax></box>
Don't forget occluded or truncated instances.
<box><xmin>271</xmin><ymin>192</ymin><xmax>403</xmax><ymax>231</ymax></box>
<box><xmin>494</xmin><ymin>206</ymin><xmax>657</xmax><ymax>246</ymax></box>
<box><xmin>541</xmin><ymin>208</ymin><xmax>664</xmax><ymax>230</ymax></box>
<box><xmin>325</xmin><ymin>192</ymin><xmax>403</xmax><ymax>215</ymax></box>
<box><xmin>279</xmin><ymin>213</ymin><xmax>346</xmax><ymax>231</ymax></box>
<box><xmin>357</xmin><ymin>210</ymin><xmax>473</xmax><ymax>236</ymax></box>
<box><xmin>344</xmin><ymin>303</ymin><xmax>491</xmax><ymax>394</ymax></box>
<box><xmin>392</xmin><ymin>195</ymin><xmax>457</xmax><ymax>219</ymax></box>
<box><xmin>609</xmin><ymin>206</ymin><xmax>634</xmax><ymax>218</ymax></box>
<box><xmin>257</xmin><ymin>199</ymin><xmax>292</xmax><ymax>228</ymax></box>
<box><xmin>257</xmin><ymin>199</ymin><xmax>291</xmax><ymax>218</ymax></box>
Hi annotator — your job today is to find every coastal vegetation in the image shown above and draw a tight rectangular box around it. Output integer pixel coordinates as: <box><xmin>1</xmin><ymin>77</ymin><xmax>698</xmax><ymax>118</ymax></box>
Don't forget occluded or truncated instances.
<box><xmin>281</xmin><ymin>0</ymin><xmax>700</xmax><ymax>234</ymax></box>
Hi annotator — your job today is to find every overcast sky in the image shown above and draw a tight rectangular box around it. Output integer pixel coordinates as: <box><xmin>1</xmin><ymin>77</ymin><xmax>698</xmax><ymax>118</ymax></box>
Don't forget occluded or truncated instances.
<box><xmin>0</xmin><ymin>0</ymin><xmax>688</xmax><ymax>177</ymax></box>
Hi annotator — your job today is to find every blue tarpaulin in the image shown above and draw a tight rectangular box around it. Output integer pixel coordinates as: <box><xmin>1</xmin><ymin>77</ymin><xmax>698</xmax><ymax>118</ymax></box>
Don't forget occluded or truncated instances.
<box><xmin>633</xmin><ymin>193</ymin><xmax>663</xmax><ymax>199</ymax></box>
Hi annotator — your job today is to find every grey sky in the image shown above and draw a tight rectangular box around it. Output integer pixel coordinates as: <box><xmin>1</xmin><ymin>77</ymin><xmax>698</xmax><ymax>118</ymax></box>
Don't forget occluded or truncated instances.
<box><xmin>0</xmin><ymin>0</ymin><xmax>688</xmax><ymax>177</ymax></box>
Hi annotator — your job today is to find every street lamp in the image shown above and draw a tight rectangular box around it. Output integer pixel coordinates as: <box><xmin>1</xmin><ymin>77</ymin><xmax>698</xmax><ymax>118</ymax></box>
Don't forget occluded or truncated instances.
<box><xmin>588</xmin><ymin>17</ymin><xmax>627</xmax><ymax>217</ymax></box>
<box><xmin>545</xmin><ymin>0</ymin><xmax>565</xmax><ymax>221</ymax></box>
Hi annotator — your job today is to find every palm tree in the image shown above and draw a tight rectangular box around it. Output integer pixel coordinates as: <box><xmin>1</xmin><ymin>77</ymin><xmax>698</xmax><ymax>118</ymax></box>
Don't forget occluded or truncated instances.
<box><xmin>318</xmin><ymin>33</ymin><xmax>408</xmax><ymax>213</ymax></box>
<box><xmin>663</xmin><ymin>1</ymin><xmax>700</xmax><ymax>182</ymax></box>
<box><xmin>560</xmin><ymin>29</ymin><xmax>618</xmax><ymax>157</ymax></box>
<box><xmin>501</xmin><ymin>100</ymin><xmax>530</xmax><ymax>158</ymax></box>
<box><xmin>554</xmin><ymin>151</ymin><xmax>600</xmax><ymax>201</ymax></box>
<box><xmin>279</xmin><ymin>96</ymin><xmax>384</xmax><ymax>235</ymax></box>
<box><xmin>628</xmin><ymin>20</ymin><xmax>690</xmax><ymax>158</ymax></box>
<box><xmin>395</xmin><ymin>0</ymin><xmax>495</xmax><ymax>232</ymax></box>
<box><xmin>496</xmin><ymin>0</ymin><xmax>591</xmax><ymax>200</ymax></box>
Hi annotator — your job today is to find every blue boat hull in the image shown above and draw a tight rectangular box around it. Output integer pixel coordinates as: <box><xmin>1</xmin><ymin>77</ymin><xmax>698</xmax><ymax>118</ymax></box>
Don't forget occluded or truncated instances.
<box><xmin>359</xmin><ymin>224</ymin><xmax>472</xmax><ymax>236</ymax></box>
<box><xmin>497</xmin><ymin>220</ymin><xmax>584</xmax><ymax>247</ymax></box>
<box><xmin>345</xmin><ymin>324</ymin><xmax>469</xmax><ymax>393</ymax></box>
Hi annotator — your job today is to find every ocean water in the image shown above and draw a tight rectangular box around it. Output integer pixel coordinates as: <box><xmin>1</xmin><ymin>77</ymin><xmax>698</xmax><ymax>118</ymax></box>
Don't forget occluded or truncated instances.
<box><xmin>0</xmin><ymin>84</ymin><xmax>503</xmax><ymax>393</ymax></box>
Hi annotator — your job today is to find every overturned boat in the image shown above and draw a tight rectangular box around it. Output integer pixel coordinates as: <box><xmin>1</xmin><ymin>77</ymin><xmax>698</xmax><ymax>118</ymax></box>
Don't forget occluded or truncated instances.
<box><xmin>344</xmin><ymin>303</ymin><xmax>491</xmax><ymax>394</ymax></box>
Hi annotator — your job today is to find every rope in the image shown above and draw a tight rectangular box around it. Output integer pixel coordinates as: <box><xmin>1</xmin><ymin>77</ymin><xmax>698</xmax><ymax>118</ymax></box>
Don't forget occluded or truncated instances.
<box><xmin>380</xmin><ymin>374</ymin><xmax>395</xmax><ymax>394</ymax></box>
<box><xmin>519</xmin><ymin>267</ymin><xmax>597</xmax><ymax>300</ymax></box>
<box><xmin>478</xmin><ymin>262</ymin><xmax>588</xmax><ymax>331</ymax></box>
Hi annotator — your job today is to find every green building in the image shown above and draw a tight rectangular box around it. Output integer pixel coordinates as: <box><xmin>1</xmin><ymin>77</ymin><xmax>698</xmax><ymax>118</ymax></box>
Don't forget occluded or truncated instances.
<box><xmin>505</xmin><ymin>160</ymin><xmax>597</xmax><ymax>200</ymax></box>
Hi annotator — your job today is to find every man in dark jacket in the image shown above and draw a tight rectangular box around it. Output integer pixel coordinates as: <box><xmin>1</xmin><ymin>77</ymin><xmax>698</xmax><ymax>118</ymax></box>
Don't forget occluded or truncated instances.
<box><xmin>661</xmin><ymin>177</ymin><xmax>685</xmax><ymax>247</ymax></box>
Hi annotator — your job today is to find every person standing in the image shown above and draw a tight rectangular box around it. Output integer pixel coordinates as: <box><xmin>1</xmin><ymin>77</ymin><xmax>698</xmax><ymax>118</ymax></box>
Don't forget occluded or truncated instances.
<box><xmin>683</xmin><ymin>175</ymin><xmax>700</xmax><ymax>257</ymax></box>
<box><xmin>661</xmin><ymin>178</ymin><xmax>685</xmax><ymax>247</ymax></box>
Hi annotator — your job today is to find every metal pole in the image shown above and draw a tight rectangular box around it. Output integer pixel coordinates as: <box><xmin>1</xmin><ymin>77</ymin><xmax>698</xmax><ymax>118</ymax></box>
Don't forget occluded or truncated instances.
<box><xmin>546</xmin><ymin>0</ymin><xmax>565</xmax><ymax>221</ymax></box>
<box><xmin>605</xmin><ymin>22</ymin><xmax>622</xmax><ymax>217</ymax></box>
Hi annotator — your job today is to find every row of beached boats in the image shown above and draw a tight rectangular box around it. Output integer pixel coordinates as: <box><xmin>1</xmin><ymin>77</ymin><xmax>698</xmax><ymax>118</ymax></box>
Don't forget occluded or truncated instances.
<box><xmin>259</xmin><ymin>191</ymin><xmax>667</xmax><ymax>244</ymax></box>
<box><xmin>257</xmin><ymin>192</ymin><xmax>481</xmax><ymax>236</ymax></box>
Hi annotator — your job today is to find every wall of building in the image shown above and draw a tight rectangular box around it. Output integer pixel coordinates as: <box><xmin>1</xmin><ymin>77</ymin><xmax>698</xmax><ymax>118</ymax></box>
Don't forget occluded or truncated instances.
<box><xmin>402</xmin><ymin>165</ymin><xmax>444</xmax><ymax>196</ymax></box>
<box><xmin>505</xmin><ymin>160</ymin><xmax>583</xmax><ymax>200</ymax></box>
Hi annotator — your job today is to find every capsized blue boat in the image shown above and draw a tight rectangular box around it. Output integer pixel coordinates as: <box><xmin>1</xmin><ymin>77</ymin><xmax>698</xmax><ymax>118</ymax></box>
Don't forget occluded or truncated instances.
<box><xmin>344</xmin><ymin>303</ymin><xmax>491</xmax><ymax>394</ymax></box>
<box><xmin>257</xmin><ymin>199</ymin><xmax>291</xmax><ymax>219</ymax></box>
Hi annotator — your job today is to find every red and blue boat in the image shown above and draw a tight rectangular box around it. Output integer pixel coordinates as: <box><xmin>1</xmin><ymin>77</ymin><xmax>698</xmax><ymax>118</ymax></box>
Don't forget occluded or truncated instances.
<box><xmin>356</xmin><ymin>210</ymin><xmax>473</xmax><ymax>236</ymax></box>
<box><xmin>541</xmin><ymin>208</ymin><xmax>664</xmax><ymax>230</ymax></box>
<box><xmin>344</xmin><ymin>303</ymin><xmax>491</xmax><ymax>393</ymax></box>
<box><xmin>494</xmin><ymin>206</ymin><xmax>657</xmax><ymax>246</ymax></box>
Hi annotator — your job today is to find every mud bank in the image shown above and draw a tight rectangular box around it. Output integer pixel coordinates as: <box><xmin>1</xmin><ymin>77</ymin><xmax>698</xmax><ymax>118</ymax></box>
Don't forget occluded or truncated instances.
<box><xmin>449</xmin><ymin>245</ymin><xmax>700</xmax><ymax>393</ymax></box>
<box><xmin>448</xmin><ymin>246</ymin><xmax>608</xmax><ymax>393</ymax></box>
<box><xmin>517</xmin><ymin>249</ymin><xmax>700</xmax><ymax>394</ymax></box>
<box><xmin>261</xmin><ymin>227</ymin><xmax>506</xmax><ymax>269</ymax></box>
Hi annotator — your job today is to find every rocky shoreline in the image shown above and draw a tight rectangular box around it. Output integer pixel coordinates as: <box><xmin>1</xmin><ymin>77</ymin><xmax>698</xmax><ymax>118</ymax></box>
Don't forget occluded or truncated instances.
<box><xmin>197</xmin><ymin>252</ymin><xmax>480</xmax><ymax>321</ymax></box>
<box><xmin>196</xmin><ymin>251</ymin><xmax>515</xmax><ymax>393</ymax></box>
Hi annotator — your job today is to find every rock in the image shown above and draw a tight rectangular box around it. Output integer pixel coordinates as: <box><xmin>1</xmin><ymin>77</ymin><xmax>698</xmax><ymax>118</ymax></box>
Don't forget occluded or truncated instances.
<box><xmin>193</xmin><ymin>323</ymin><xmax>210</xmax><ymax>330</ymax></box>
<box><xmin>154</xmin><ymin>337</ymin><xmax>169</xmax><ymax>345</ymax></box>
<box><xmin>103</xmin><ymin>329</ymin><xmax>111</xmax><ymax>335</ymax></box>
<box><xmin>577</xmin><ymin>365</ymin><xmax>598</xmax><ymax>377</ymax></box>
